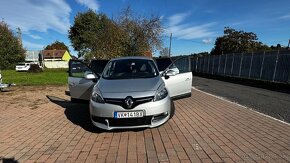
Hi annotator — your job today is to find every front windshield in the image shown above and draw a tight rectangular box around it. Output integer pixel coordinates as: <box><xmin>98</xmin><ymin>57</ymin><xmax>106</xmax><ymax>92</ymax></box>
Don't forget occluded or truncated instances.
<box><xmin>102</xmin><ymin>59</ymin><xmax>159</xmax><ymax>79</ymax></box>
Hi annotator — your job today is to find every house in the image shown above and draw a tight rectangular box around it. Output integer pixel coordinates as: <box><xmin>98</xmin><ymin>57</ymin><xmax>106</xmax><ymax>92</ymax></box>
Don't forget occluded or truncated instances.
<box><xmin>41</xmin><ymin>50</ymin><xmax>72</xmax><ymax>68</ymax></box>
<box><xmin>42</xmin><ymin>50</ymin><xmax>71</xmax><ymax>61</ymax></box>
<box><xmin>24</xmin><ymin>50</ymin><xmax>73</xmax><ymax>68</ymax></box>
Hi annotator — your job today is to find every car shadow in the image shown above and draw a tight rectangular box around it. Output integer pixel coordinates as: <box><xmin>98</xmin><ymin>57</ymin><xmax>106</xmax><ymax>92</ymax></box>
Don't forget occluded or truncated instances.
<box><xmin>0</xmin><ymin>157</ymin><xmax>18</xmax><ymax>163</ymax></box>
<box><xmin>46</xmin><ymin>95</ymin><xmax>146</xmax><ymax>133</ymax></box>
<box><xmin>46</xmin><ymin>95</ymin><xmax>102</xmax><ymax>133</ymax></box>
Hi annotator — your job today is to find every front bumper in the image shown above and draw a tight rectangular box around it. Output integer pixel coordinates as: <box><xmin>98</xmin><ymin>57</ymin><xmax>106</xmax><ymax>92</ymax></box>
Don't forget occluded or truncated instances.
<box><xmin>89</xmin><ymin>96</ymin><xmax>172</xmax><ymax>130</ymax></box>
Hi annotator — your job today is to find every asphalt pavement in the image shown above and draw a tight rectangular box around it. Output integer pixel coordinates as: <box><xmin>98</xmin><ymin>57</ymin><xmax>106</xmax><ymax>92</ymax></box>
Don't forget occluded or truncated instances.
<box><xmin>192</xmin><ymin>76</ymin><xmax>290</xmax><ymax>123</ymax></box>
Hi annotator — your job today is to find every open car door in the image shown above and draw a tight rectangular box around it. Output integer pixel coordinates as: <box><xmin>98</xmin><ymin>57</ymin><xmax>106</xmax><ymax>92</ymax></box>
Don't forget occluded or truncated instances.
<box><xmin>68</xmin><ymin>60</ymin><xmax>98</xmax><ymax>101</ymax></box>
<box><xmin>162</xmin><ymin>57</ymin><xmax>192</xmax><ymax>99</ymax></box>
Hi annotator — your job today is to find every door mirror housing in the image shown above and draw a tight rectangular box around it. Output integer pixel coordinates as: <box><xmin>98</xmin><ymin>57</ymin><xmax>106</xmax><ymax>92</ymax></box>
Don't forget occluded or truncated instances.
<box><xmin>85</xmin><ymin>73</ymin><xmax>97</xmax><ymax>80</ymax></box>
<box><xmin>165</xmin><ymin>69</ymin><xmax>177</xmax><ymax>76</ymax></box>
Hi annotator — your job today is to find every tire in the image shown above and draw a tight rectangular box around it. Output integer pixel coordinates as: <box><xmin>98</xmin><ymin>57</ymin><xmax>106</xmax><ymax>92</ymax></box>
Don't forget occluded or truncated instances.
<box><xmin>169</xmin><ymin>100</ymin><xmax>175</xmax><ymax>119</ymax></box>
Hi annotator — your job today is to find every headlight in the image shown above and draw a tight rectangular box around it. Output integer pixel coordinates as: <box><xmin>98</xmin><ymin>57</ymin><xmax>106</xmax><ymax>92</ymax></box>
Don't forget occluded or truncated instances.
<box><xmin>91</xmin><ymin>85</ymin><xmax>104</xmax><ymax>103</ymax></box>
<box><xmin>154</xmin><ymin>83</ymin><xmax>168</xmax><ymax>101</ymax></box>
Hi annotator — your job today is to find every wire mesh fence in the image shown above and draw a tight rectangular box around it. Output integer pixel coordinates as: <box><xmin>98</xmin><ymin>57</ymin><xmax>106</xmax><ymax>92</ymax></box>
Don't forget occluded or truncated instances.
<box><xmin>191</xmin><ymin>50</ymin><xmax>290</xmax><ymax>84</ymax></box>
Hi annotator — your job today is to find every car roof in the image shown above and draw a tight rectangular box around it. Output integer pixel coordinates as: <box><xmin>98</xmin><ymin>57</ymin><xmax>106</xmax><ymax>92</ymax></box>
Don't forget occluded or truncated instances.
<box><xmin>110</xmin><ymin>56</ymin><xmax>152</xmax><ymax>61</ymax></box>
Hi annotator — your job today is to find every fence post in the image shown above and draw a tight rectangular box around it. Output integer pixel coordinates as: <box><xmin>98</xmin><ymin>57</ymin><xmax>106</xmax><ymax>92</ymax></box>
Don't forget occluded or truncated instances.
<box><xmin>259</xmin><ymin>51</ymin><xmax>265</xmax><ymax>79</ymax></box>
<box><xmin>196</xmin><ymin>57</ymin><xmax>198</xmax><ymax>72</ymax></box>
<box><xmin>248</xmin><ymin>52</ymin><xmax>254</xmax><ymax>78</ymax></box>
<box><xmin>218</xmin><ymin>55</ymin><xmax>221</xmax><ymax>74</ymax></box>
<box><xmin>272</xmin><ymin>50</ymin><xmax>280</xmax><ymax>82</ymax></box>
<box><xmin>207</xmin><ymin>55</ymin><xmax>210</xmax><ymax>73</ymax></box>
<box><xmin>202</xmin><ymin>56</ymin><xmax>205</xmax><ymax>73</ymax></box>
<box><xmin>188</xmin><ymin>56</ymin><xmax>191</xmax><ymax>72</ymax></box>
<box><xmin>224</xmin><ymin>54</ymin><xmax>227</xmax><ymax>75</ymax></box>
<box><xmin>231</xmin><ymin>54</ymin><xmax>235</xmax><ymax>76</ymax></box>
<box><xmin>239</xmin><ymin>53</ymin><xmax>244</xmax><ymax>77</ymax></box>
<box><xmin>212</xmin><ymin>55</ymin><xmax>215</xmax><ymax>74</ymax></box>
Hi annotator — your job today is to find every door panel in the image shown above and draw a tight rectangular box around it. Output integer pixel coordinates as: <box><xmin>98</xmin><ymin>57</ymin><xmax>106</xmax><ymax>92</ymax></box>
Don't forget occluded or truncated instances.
<box><xmin>68</xmin><ymin>60</ymin><xmax>97</xmax><ymax>100</ymax></box>
<box><xmin>162</xmin><ymin>72</ymin><xmax>192</xmax><ymax>98</ymax></box>
<box><xmin>162</xmin><ymin>57</ymin><xmax>192</xmax><ymax>99</ymax></box>
<box><xmin>68</xmin><ymin>77</ymin><xmax>95</xmax><ymax>100</ymax></box>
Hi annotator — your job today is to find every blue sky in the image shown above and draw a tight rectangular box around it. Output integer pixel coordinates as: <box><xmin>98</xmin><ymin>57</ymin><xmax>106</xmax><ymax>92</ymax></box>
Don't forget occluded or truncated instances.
<box><xmin>1</xmin><ymin>0</ymin><xmax>290</xmax><ymax>57</ymax></box>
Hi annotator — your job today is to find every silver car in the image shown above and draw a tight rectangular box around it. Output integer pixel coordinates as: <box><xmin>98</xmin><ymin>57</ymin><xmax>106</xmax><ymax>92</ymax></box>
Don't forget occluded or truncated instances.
<box><xmin>68</xmin><ymin>57</ymin><xmax>192</xmax><ymax>130</ymax></box>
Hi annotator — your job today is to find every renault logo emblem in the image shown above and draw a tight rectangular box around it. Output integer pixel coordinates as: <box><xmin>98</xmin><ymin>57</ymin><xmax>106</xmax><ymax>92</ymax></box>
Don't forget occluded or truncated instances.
<box><xmin>124</xmin><ymin>96</ymin><xmax>134</xmax><ymax>109</ymax></box>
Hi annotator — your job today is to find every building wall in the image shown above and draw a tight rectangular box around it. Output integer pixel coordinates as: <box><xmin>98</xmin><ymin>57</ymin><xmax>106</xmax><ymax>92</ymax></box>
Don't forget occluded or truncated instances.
<box><xmin>44</xmin><ymin>61</ymin><xmax>68</xmax><ymax>68</ymax></box>
<box><xmin>62</xmin><ymin>51</ymin><xmax>72</xmax><ymax>61</ymax></box>
<box><xmin>25</xmin><ymin>50</ymin><xmax>41</xmax><ymax>62</ymax></box>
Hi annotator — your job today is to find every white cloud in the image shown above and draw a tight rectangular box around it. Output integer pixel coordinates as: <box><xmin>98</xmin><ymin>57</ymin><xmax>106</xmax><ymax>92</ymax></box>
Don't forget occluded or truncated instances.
<box><xmin>0</xmin><ymin>0</ymin><xmax>71</xmax><ymax>34</ymax></box>
<box><xmin>280</xmin><ymin>14</ymin><xmax>290</xmax><ymax>19</ymax></box>
<box><xmin>28</xmin><ymin>34</ymin><xmax>42</xmax><ymax>40</ymax></box>
<box><xmin>168</xmin><ymin>12</ymin><xmax>191</xmax><ymax>26</ymax></box>
<box><xmin>166</xmin><ymin>12</ymin><xmax>216</xmax><ymax>40</ymax></box>
<box><xmin>202</xmin><ymin>38</ymin><xmax>213</xmax><ymax>44</ymax></box>
<box><xmin>76</xmin><ymin>0</ymin><xmax>100</xmax><ymax>11</ymax></box>
<box><xmin>22</xmin><ymin>40</ymin><xmax>44</xmax><ymax>50</ymax></box>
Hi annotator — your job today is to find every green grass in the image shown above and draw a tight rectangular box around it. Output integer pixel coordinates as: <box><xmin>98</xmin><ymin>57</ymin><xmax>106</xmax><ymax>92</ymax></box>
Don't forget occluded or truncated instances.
<box><xmin>1</xmin><ymin>69</ymin><xmax>68</xmax><ymax>85</ymax></box>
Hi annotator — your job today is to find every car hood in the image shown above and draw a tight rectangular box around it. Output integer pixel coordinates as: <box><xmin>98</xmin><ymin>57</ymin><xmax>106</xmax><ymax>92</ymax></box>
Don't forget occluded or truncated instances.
<box><xmin>98</xmin><ymin>76</ymin><xmax>162</xmax><ymax>93</ymax></box>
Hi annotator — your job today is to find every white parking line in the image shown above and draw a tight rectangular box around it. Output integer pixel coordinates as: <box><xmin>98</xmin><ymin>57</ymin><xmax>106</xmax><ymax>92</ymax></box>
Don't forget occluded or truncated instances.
<box><xmin>191</xmin><ymin>86</ymin><xmax>290</xmax><ymax>126</ymax></box>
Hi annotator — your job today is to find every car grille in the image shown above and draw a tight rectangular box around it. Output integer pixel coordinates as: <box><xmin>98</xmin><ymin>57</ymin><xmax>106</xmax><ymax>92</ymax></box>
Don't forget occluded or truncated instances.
<box><xmin>104</xmin><ymin>96</ymin><xmax>154</xmax><ymax>109</ymax></box>
<box><xmin>91</xmin><ymin>116</ymin><xmax>153</xmax><ymax>127</ymax></box>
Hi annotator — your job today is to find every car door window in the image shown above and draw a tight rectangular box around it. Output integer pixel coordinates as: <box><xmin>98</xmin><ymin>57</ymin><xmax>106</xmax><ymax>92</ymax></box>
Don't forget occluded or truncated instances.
<box><xmin>89</xmin><ymin>60</ymin><xmax>109</xmax><ymax>75</ymax></box>
<box><xmin>167</xmin><ymin>57</ymin><xmax>191</xmax><ymax>74</ymax></box>
<box><xmin>155</xmin><ymin>58</ymin><xmax>173</xmax><ymax>72</ymax></box>
<box><xmin>70</xmin><ymin>61</ymin><xmax>92</xmax><ymax>78</ymax></box>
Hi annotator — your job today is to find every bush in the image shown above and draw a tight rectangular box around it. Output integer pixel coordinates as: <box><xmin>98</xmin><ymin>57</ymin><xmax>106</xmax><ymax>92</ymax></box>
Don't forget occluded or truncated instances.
<box><xmin>28</xmin><ymin>64</ymin><xmax>43</xmax><ymax>73</ymax></box>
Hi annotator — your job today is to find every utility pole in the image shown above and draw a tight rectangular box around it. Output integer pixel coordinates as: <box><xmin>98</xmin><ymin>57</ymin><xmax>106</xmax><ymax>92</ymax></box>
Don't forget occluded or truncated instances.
<box><xmin>169</xmin><ymin>33</ymin><xmax>172</xmax><ymax>57</ymax></box>
<box><xmin>16</xmin><ymin>27</ymin><xmax>22</xmax><ymax>46</ymax></box>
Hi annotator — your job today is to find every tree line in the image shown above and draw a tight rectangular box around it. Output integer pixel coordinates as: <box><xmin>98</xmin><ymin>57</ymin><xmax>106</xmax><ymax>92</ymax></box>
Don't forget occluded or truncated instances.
<box><xmin>196</xmin><ymin>27</ymin><xmax>289</xmax><ymax>56</ymax></box>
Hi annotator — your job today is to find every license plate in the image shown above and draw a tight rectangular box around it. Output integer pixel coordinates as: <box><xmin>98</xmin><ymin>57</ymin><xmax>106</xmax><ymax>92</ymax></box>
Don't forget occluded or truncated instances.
<box><xmin>114</xmin><ymin>111</ymin><xmax>144</xmax><ymax>119</ymax></box>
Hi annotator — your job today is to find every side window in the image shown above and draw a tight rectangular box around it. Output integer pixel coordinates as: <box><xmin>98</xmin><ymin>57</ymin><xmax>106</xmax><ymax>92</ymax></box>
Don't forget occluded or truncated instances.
<box><xmin>155</xmin><ymin>58</ymin><xmax>173</xmax><ymax>72</ymax></box>
<box><xmin>70</xmin><ymin>61</ymin><xmax>92</xmax><ymax>78</ymax></box>
<box><xmin>168</xmin><ymin>57</ymin><xmax>190</xmax><ymax>74</ymax></box>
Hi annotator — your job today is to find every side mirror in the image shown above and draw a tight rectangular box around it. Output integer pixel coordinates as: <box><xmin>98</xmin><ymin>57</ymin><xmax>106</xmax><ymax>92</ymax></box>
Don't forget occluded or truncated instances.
<box><xmin>165</xmin><ymin>69</ymin><xmax>177</xmax><ymax>76</ymax></box>
<box><xmin>85</xmin><ymin>73</ymin><xmax>97</xmax><ymax>80</ymax></box>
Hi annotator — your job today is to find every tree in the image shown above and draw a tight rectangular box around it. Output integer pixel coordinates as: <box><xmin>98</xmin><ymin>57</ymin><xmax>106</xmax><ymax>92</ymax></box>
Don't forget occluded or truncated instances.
<box><xmin>68</xmin><ymin>8</ymin><xmax>163</xmax><ymax>59</ymax></box>
<box><xmin>44</xmin><ymin>41</ymin><xmax>70</xmax><ymax>52</ymax></box>
<box><xmin>159</xmin><ymin>47</ymin><xmax>169</xmax><ymax>57</ymax></box>
<box><xmin>69</xmin><ymin>10</ymin><xmax>125</xmax><ymax>59</ymax></box>
<box><xmin>211</xmin><ymin>27</ymin><xmax>270</xmax><ymax>55</ymax></box>
<box><xmin>117</xmin><ymin>7</ymin><xmax>163</xmax><ymax>56</ymax></box>
<box><xmin>0</xmin><ymin>21</ymin><xmax>25</xmax><ymax>69</ymax></box>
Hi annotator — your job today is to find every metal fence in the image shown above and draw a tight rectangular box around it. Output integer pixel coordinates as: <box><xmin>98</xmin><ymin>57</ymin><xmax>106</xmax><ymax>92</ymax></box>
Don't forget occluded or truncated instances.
<box><xmin>190</xmin><ymin>50</ymin><xmax>290</xmax><ymax>84</ymax></box>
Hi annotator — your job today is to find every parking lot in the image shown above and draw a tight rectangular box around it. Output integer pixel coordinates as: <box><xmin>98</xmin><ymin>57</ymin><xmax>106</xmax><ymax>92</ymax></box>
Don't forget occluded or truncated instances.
<box><xmin>0</xmin><ymin>86</ymin><xmax>290</xmax><ymax>163</ymax></box>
